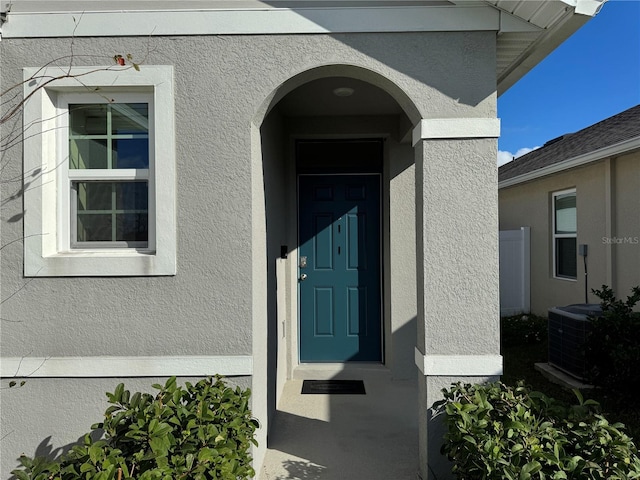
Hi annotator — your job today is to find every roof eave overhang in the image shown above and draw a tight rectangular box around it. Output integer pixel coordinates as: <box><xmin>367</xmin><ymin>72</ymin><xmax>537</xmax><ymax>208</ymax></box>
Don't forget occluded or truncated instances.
<box><xmin>498</xmin><ymin>136</ymin><xmax>640</xmax><ymax>189</ymax></box>
<box><xmin>0</xmin><ymin>4</ymin><xmax>540</xmax><ymax>38</ymax></box>
<box><xmin>0</xmin><ymin>1</ymin><xmax>602</xmax><ymax>95</ymax></box>
<box><xmin>0</xmin><ymin>1</ymin><xmax>597</xmax><ymax>38</ymax></box>
<box><xmin>497</xmin><ymin>11</ymin><xmax>592</xmax><ymax>95</ymax></box>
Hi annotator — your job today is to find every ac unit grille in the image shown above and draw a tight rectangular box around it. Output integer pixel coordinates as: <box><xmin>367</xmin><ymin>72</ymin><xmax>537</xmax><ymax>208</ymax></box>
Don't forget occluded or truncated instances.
<box><xmin>548</xmin><ymin>304</ymin><xmax>602</xmax><ymax>381</ymax></box>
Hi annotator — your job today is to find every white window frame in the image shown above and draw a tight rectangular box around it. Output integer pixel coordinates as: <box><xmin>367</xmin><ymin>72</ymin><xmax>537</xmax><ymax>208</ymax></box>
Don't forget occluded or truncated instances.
<box><xmin>552</xmin><ymin>188</ymin><xmax>577</xmax><ymax>281</ymax></box>
<box><xmin>23</xmin><ymin>65</ymin><xmax>176</xmax><ymax>276</ymax></box>
<box><xmin>63</xmin><ymin>95</ymin><xmax>152</xmax><ymax>249</ymax></box>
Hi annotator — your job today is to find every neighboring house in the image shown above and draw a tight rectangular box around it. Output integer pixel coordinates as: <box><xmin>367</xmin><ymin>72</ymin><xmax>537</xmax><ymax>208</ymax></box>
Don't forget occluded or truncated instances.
<box><xmin>0</xmin><ymin>1</ymin><xmax>603</xmax><ymax>478</ymax></box>
<box><xmin>500</xmin><ymin>104</ymin><xmax>640</xmax><ymax>316</ymax></box>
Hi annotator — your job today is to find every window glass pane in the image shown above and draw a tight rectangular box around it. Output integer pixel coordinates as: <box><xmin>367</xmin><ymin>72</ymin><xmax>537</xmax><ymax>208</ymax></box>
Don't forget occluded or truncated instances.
<box><xmin>113</xmin><ymin>138</ymin><xmax>149</xmax><ymax>168</ymax></box>
<box><xmin>70</xmin><ymin>104</ymin><xmax>107</xmax><ymax>135</ymax></box>
<box><xmin>70</xmin><ymin>138</ymin><xmax>108</xmax><ymax>169</ymax></box>
<box><xmin>117</xmin><ymin>213</ymin><xmax>148</xmax><ymax>241</ymax></box>
<box><xmin>69</xmin><ymin>103</ymin><xmax>149</xmax><ymax>170</ymax></box>
<box><xmin>74</xmin><ymin>181</ymin><xmax>148</xmax><ymax>245</ymax></box>
<box><xmin>77</xmin><ymin>214</ymin><xmax>112</xmax><ymax>242</ymax></box>
<box><xmin>556</xmin><ymin>237</ymin><xmax>577</xmax><ymax>278</ymax></box>
<box><xmin>111</xmin><ymin>103</ymin><xmax>148</xmax><ymax>134</ymax></box>
<box><xmin>77</xmin><ymin>182</ymin><xmax>112</xmax><ymax>211</ymax></box>
<box><xmin>555</xmin><ymin>193</ymin><xmax>576</xmax><ymax>234</ymax></box>
<box><xmin>115</xmin><ymin>182</ymin><xmax>148</xmax><ymax>210</ymax></box>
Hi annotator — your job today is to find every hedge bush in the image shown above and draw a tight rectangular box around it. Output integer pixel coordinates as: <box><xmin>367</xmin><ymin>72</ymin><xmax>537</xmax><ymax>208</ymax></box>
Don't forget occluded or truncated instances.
<box><xmin>434</xmin><ymin>381</ymin><xmax>640</xmax><ymax>480</ymax></box>
<box><xmin>586</xmin><ymin>285</ymin><xmax>640</xmax><ymax>393</ymax></box>
<box><xmin>12</xmin><ymin>376</ymin><xmax>259</xmax><ymax>480</ymax></box>
<box><xmin>500</xmin><ymin>314</ymin><xmax>546</xmax><ymax>347</ymax></box>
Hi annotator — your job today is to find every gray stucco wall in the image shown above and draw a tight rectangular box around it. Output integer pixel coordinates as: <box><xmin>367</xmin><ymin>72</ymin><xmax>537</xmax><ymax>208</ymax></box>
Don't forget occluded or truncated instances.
<box><xmin>414</xmin><ymin>130</ymin><xmax>500</xmax><ymax>478</ymax></box>
<box><xmin>2</xmin><ymin>31</ymin><xmax>495</xmax><ymax>356</ymax></box>
<box><xmin>387</xmin><ymin>142</ymin><xmax>418</xmax><ymax>379</ymax></box>
<box><xmin>0</xmin><ymin>376</ymin><xmax>251</xmax><ymax>476</ymax></box>
<box><xmin>416</xmin><ymin>138</ymin><xmax>500</xmax><ymax>354</ymax></box>
<box><xmin>2</xmin><ymin>30</ymin><xmax>498</xmax><ymax>479</ymax></box>
<box><xmin>259</xmin><ymin>108</ymin><xmax>288</xmax><ymax>429</ymax></box>
<box><xmin>613</xmin><ymin>151</ymin><xmax>640</xmax><ymax>296</ymax></box>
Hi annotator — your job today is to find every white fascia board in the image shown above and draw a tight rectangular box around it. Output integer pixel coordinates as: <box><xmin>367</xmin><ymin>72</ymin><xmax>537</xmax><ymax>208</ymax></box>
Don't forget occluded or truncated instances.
<box><xmin>412</xmin><ymin>117</ymin><xmax>500</xmax><ymax>145</ymax></box>
<box><xmin>1</xmin><ymin>6</ymin><xmax>502</xmax><ymax>38</ymax></box>
<box><xmin>560</xmin><ymin>0</ymin><xmax>606</xmax><ymax>16</ymax></box>
<box><xmin>499</xmin><ymin>136</ymin><xmax>640</xmax><ymax>189</ymax></box>
<box><xmin>415</xmin><ymin>348</ymin><xmax>503</xmax><ymax>376</ymax></box>
<box><xmin>1</xmin><ymin>356</ymin><xmax>253</xmax><ymax>377</ymax></box>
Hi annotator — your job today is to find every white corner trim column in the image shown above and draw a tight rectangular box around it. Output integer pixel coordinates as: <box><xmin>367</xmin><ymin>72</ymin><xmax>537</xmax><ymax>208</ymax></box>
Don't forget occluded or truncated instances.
<box><xmin>0</xmin><ymin>356</ymin><xmax>253</xmax><ymax>378</ymax></box>
<box><xmin>415</xmin><ymin>348</ymin><xmax>503</xmax><ymax>376</ymax></box>
<box><xmin>412</xmin><ymin>117</ymin><xmax>500</xmax><ymax>145</ymax></box>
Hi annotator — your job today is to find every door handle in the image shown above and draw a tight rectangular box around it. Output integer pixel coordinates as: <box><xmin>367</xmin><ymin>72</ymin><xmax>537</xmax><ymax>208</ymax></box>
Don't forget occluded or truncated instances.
<box><xmin>300</xmin><ymin>273</ymin><xmax>308</xmax><ymax>281</ymax></box>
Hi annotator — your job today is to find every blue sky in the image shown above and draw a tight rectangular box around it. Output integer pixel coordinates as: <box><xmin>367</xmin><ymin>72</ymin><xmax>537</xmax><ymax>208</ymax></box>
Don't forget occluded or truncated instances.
<box><xmin>498</xmin><ymin>0</ymin><xmax>640</xmax><ymax>166</ymax></box>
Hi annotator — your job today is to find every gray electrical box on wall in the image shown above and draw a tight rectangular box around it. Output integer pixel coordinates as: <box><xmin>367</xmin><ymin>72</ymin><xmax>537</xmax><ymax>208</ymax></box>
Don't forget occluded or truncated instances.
<box><xmin>579</xmin><ymin>244</ymin><xmax>588</xmax><ymax>256</ymax></box>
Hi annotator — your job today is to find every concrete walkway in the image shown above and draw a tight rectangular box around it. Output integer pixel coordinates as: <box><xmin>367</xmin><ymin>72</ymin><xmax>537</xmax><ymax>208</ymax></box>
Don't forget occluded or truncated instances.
<box><xmin>260</xmin><ymin>376</ymin><xmax>418</xmax><ymax>480</ymax></box>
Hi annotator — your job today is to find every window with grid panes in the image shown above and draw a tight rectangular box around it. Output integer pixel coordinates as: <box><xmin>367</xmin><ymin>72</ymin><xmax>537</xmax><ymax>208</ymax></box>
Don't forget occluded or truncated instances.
<box><xmin>553</xmin><ymin>189</ymin><xmax>577</xmax><ymax>279</ymax></box>
<box><xmin>69</xmin><ymin>103</ymin><xmax>150</xmax><ymax>247</ymax></box>
<box><xmin>22</xmin><ymin>65</ymin><xmax>176</xmax><ymax>276</ymax></box>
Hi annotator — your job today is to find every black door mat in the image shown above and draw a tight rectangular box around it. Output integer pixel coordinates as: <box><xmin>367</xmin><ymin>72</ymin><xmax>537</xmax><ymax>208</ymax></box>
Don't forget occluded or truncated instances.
<box><xmin>301</xmin><ymin>380</ymin><xmax>366</xmax><ymax>395</ymax></box>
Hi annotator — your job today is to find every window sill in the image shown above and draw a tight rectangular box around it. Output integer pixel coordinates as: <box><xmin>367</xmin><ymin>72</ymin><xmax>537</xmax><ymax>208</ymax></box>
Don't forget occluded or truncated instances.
<box><xmin>27</xmin><ymin>251</ymin><xmax>175</xmax><ymax>277</ymax></box>
<box><xmin>553</xmin><ymin>276</ymin><xmax>577</xmax><ymax>282</ymax></box>
<box><xmin>54</xmin><ymin>249</ymin><xmax>156</xmax><ymax>257</ymax></box>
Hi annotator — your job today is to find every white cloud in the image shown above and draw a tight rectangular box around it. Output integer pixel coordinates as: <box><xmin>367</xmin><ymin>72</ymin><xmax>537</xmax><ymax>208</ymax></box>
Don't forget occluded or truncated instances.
<box><xmin>497</xmin><ymin>151</ymin><xmax>514</xmax><ymax>167</ymax></box>
<box><xmin>497</xmin><ymin>146</ymin><xmax>540</xmax><ymax>167</ymax></box>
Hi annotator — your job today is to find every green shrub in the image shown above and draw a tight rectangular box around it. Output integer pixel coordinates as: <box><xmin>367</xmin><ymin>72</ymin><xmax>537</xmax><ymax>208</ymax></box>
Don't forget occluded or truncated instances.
<box><xmin>586</xmin><ymin>285</ymin><xmax>640</xmax><ymax>393</ymax></box>
<box><xmin>434</xmin><ymin>381</ymin><xmax>640</xmax><ymax>480</ymax></box>
<box><xmin>12</xmin><ymin>376</ymin><xmax>259</xmax><ymax>480</ymax></box>
<box><xmin>501</xmin><ymin>314</ymin><xmax>546</xmax><ymax>347</ymax></box>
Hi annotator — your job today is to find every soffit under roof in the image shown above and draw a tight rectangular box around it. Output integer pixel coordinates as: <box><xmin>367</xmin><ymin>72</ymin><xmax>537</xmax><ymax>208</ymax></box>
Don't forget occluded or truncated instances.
<box><xmin>486</xmin><ymin>0</ymin><xmax>605</xmax><ymax>93</ymax></box>
<box><xmin>1</xmin><ymin>0</ymin><xmax>605</xmax><ymax>96</ymax></box>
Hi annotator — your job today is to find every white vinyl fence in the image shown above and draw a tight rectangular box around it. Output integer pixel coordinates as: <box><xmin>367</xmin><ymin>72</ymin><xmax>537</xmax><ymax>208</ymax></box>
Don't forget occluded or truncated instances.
<box><xmin>499</xmin><ymin>227</ymin><xmax>530</xmax><ymax>316</ymax></box>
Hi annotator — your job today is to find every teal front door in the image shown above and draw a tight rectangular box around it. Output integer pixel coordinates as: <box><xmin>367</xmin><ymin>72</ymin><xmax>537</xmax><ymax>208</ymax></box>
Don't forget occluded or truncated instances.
<box><xmin>298</xmin><ymin>174</ymin><xmax>382</xmax><ymax>362</ymax></box>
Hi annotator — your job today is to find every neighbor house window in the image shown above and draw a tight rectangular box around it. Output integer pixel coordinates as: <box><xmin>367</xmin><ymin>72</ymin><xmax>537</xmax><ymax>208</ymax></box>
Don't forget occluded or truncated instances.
<box><xmin>553</xmin><ymin>189</ymin><xmax>577</xmax><ymax>279</ymax></box>
<box><xmin>23</xmin><ymin>66</ymin><xmax>176</xmax><ymax>276</ymax></box>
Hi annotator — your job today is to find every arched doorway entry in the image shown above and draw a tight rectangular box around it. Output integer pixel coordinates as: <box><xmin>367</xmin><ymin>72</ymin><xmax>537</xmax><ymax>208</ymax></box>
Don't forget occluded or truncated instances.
<box><xmin>253</xmin><ymin>64</ymin><xmax>422</xmax><ymax>477</ymax></box>
<box><xmin>254</xmin><ymin>63</ymin><xmax>421</xmax><ymax>412</ymax></box>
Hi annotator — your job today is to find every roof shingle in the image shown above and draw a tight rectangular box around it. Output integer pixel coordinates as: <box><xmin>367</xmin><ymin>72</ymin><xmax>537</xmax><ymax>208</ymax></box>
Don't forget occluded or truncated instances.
<box><xmin>498</xmin><ymin>104</ymin><xmax>640</xmax><ymax>183</ymax></box>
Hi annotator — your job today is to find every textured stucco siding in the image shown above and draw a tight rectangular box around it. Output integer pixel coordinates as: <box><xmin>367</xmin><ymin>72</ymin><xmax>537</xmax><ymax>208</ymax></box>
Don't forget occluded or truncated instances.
<box><xmin>387</xmin><ymin>141</ymin><xmax>418</xmax><ymax>379</ymax></box>
<box><xmin>2</xmin><ymin>32</ymin><xmax>494</xmax><ymax>357</ymax></box>
<box><xmin>417</xmin><ymin>138</ymin><xmax>500</xmax><ymax>355</ymax></box>
<box><xmin>613</xmin><ymin>151</ymin><xmax>640</xmax><ymax>297</ymax></box>
<box><xmin>411</xmin><ymin>31</ymin><xmax>498</xmax><ymax>477</ymax></box>
<box><xmin>499</xmin><ymin>155</ymin><xmax>640</xmax><ymax>316</ymax></box>
<box><xmin>2</xmin><ymin>30</ymin><xmax>498</xmax><ymax>479</ymax></box>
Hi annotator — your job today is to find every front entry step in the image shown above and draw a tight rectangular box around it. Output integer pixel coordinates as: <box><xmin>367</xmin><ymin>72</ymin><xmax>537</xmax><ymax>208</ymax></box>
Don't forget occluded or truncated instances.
<box><xmin>261</xmin><ymin>378</ymin><xmax>418</xmax><ymax>480</ymax></box>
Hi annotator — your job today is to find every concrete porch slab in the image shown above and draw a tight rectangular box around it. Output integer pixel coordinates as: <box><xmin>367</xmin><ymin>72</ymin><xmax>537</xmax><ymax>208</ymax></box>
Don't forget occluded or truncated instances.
<box><xmin>260</xmin><ymin>377</ymin><xmax>418</xmax><ymax>480</ymax></box>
